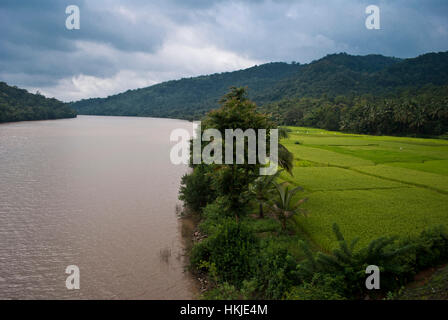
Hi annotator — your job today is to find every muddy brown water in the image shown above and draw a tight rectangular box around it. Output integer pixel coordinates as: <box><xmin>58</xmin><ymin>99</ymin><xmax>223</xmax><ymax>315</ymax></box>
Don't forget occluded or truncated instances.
<box><xmin>0</xmin><ymin>115</ymin><xmax>196</xmax><ymax>299</ymax></box>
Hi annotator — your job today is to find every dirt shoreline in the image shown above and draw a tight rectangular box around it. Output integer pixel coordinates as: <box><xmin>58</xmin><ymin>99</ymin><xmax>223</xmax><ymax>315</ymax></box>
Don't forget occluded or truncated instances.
<box><xmin>178</xmin><ymin>211</ymin><xmax>205</xmax><ymax>298</ymax></box>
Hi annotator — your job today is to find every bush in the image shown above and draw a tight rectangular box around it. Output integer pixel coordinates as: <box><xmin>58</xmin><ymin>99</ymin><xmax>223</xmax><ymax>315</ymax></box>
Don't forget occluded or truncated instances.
<box><xmin>409</xmin><ymin>226</ymin><xmax>448</xmax><ymax>270</ymax></box>
<box><xmin>255</xmin><ymin>244</ymin><xmax>299</xmax><ymax>299</ymax></box>
<box><xmin>395</xmin><ymin>225</ymin><xmax>448</xmax><ymax>274</ymax></box>
<box><xmin>190</xmin><ymin>240</ymin><xmax>211</xmax><ymax>271</ymax></box>
<box><xmin>202</xmin><ymin>280</ymin><xmax>258</xmax><ymax>300</ymax></box>
<box><xmin>179</xmin><ymin>165</ymin><xmax>216</xmax><ymax>212</ymax></box>
<box><xmin>191</xmin><ymin>219</ymin><xmax>259</xmax><ymax>285</ymax></box>
<box><xmin>199</xmin><ymin>197</ymin><xmax>235</xmax><ymax>235</ymax></box>
<box><xmin>286</xmin><ymin>273</ymin><xmax>346</xmax><ymax>300</ymax></box>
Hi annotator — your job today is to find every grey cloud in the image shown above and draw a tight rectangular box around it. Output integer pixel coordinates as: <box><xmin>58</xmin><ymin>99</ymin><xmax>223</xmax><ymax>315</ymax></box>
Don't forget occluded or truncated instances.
<box><xmin>0</xmin><ymin>0</ymin><xmax>447</xmax><ymax>101</ymax></box>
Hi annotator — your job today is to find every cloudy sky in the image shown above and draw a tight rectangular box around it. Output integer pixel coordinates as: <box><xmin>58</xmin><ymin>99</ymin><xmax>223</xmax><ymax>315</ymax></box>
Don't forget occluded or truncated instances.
<box><xmin>1</xmin><ymin>0</ymin><xmax>447</xmax><ymax>102</ymax></box>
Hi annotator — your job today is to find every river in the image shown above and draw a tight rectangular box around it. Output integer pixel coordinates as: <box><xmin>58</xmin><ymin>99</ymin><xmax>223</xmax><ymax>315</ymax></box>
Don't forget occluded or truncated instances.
<box><xmin>0</xmin><ymin>115</ymin><xmax>196</xmax><ymax>299</ymax></box>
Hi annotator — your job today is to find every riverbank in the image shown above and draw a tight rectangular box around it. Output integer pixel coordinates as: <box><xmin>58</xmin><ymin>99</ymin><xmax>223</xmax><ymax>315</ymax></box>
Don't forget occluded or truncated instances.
<box><xmin>179</xmin><ymin>210</ymin><xmax>205</xmax><ymax>296</ymax></box>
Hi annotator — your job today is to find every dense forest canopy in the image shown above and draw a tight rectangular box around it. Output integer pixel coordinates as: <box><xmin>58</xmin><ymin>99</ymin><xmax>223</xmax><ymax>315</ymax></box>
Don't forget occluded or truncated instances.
<box><xmin>70</xmin><ymin>51</ymin><xmax>448</xmax><ymax>136</ymax></box>
<box><xmin>0</xmin><ymin>82</ymin><xmax>76</xmax><ymax>123</ymax></box>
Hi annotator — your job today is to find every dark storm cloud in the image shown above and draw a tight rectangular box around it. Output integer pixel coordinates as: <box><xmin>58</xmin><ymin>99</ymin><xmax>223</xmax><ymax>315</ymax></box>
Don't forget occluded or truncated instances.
<box><xmin>0</xmin><ymin>0</ymin><xmax>447</xmax><ymax>101</ymax></box>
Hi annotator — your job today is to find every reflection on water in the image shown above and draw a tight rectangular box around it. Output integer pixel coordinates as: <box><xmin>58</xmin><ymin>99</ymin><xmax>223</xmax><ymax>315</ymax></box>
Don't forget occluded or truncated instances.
<box><xmin>0</xmin><ymin>116</ymin><xmax>195</xmax><ymax>299</ymax></box>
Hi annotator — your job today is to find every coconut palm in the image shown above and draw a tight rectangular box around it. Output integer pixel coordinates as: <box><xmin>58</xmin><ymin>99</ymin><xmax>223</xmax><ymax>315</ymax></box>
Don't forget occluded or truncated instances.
<box><xmin>270</xmin><ymin>182</ymin><xmax>308</xmax><ymax>231</ymax></box>
<box><xmin>247</xmin><ymin>169</ymin><xmax>283</xmax><ymax>218</ymax></box>
<box><xmin>278</xmin><ymin>127</ymin><xmax>294</xmax><ymax>174</ymax></box>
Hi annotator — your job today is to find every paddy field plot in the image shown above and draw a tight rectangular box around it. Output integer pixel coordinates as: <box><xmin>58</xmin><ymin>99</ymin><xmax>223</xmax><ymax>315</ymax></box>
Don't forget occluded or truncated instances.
<box><xmin>282</xmin><ymin>127</ymin><xmax>448</xmax><ymax>250</ymax></box>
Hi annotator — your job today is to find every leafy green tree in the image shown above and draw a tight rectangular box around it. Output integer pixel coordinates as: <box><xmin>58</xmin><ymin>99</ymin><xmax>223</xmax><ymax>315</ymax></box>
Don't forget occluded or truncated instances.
<box><xmin>200</xmin><ymin>87</ymin><xmax>294</xmax><ymax>220</ymax></box>
<box><xmin>179</xmin><ymin>164</ymin><xmax>216</xmax><ymax>213</ymax></box>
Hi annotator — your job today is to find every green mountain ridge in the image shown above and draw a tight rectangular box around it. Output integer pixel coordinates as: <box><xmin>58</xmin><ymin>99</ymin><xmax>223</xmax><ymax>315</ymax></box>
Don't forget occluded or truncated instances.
<box><xmin>70</xmin><ymin>51</ymin><xmax>448</xmax><ymax>123</ymax></box>
<box><xmin>0</xmin><ymin>82</ymin><xmax>76</xmax><ymax>123</ymax></box>
<box><xmin>71</xmin><ymin>62</ymin><xmax>303</xmax><ymax>119</ymax></box>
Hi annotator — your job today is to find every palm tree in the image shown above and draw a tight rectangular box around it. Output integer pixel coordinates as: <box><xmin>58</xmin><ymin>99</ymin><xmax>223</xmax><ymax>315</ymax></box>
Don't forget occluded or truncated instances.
<box><xmin>247</xmin><ymin>170</ymin><xmax>283</xmax><ymax>218</ymax></box>
<box><xmin>410</xmin><ymin>110</ymin><xmax>426</xmax><ymax>133</ymax></box>
<box><xmin>270</xmin><ymin>182</ymin><xmax>308</xmax><ymax>231</ymax></box>
<box><xmin>278</xmin><ymin>127</ymin><xmax>294</xmax><ymax>174</ymax></box>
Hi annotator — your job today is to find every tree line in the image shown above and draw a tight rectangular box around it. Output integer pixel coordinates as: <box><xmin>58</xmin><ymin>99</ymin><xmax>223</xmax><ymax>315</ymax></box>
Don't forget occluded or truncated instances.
<box><xmin>264</xmin><ymin>85</ymin><xmax>448</xmax><ymax>136</ymax></box>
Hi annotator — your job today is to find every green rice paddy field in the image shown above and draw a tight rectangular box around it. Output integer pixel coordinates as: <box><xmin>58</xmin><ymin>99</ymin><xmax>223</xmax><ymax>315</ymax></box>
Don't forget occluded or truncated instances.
<box><xmin>281</xmin><ymin>127</ymin><xmax>448</xmax><ymax>251</ymax></box>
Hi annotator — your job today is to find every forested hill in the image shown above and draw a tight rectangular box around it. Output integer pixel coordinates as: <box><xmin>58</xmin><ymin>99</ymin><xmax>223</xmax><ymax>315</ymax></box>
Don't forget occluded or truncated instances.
<box><xmin>70</xmin><ymin>51</ymin><xmax>448</xmax><ymax>135</ymax></box>
<box><xmin>70</xmin><ymin>62</ymin><xmax>302</xmax><ymax>120</ymax></box>
<box><xmin>262</xmin><ymin>52</ymin><xmax>448</xmax><ymax>136</ymax></box>
<box><xmin>0</xmin><ymin>82</ymin><xmax>77</xmax><ymax>123</ymax></box>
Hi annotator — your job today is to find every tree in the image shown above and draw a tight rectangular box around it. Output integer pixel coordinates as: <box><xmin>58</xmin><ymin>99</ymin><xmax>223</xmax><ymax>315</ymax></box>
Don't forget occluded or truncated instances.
<box><xmin>278</xmin><ymin>127</ymin><xmax>294</xmax><ymax>174</ymax></box>
<box><xmin>179</xmin><ymin>164</ymin><xmax>216</xmax><ymax>213</ymax></box>
<box><xmin>201</xmin><ymin>87</ymin><xmax>294</xmax><ymax>221</ymax></box>
<box><xmin>269</xmin><ymin>182</ymin><xmax>307</xmax><ymax>230</ymax></box>
<box><xmin>247</xmin><ymin>169</ymin><xmax>283</xmax><ymax>218</ymax></box>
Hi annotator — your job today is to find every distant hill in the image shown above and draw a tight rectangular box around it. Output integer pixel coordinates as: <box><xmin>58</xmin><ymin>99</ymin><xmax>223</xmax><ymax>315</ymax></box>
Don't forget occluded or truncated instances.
<box><xmin>0</xmin><ymin>82</ymin><xmax>76</xmax><ymax>123</ymax></box>
<box><xmin>70</xmin><ymin>52</ymin><xmax>448</xmax><ymax>123</ymax></box>
<box><xmin>260</xmin><ymin>52</ymin><xmax>448</xmax><ymax>136</ymax></box>
<box><xmin>70</xmin><ymin>62</ymin><xmax>302</xmax><ymax>120</ymax></box>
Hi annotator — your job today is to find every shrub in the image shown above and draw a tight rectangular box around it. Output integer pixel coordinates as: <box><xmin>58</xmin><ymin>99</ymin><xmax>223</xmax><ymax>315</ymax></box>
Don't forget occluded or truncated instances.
<box><xmin>286</xmin><ymin>273</ymin><xmax>346</xmax><ymax>300</ymax></box>
<box><xmin>412</xmin><ymin>225</ymin><xmax>448</xmax><ymax>269</ymax></box>
<box><xmin>179</xmin><ymin>165</ymin><xmax>216</xmax><ymax>212</ymax></box>
<box><xmin>396</xmin><ymin>225</ymin><xmax>448</xmax><ymax>272</ymax></box>
<box><xmin>191</xmin><ymin>219</ymin><xmax>259</xmax><ymax>285</ymax></box>
<box><xmin>190</xmin><ymin>240</ymin><xmax>210</xmax><ymax>270</ymax></box>
<box><xmin>198</xmin><ymin>196</ymin><xmax>241</xmax><ymax>235</ymax></box>
<box><xmin>255</xmin><ymin>245</ymin><xmax>299</xmax><ymax>299</ymax></box>
<box><xmin>202</xmin><ymin>280</ymin><xmax>259</xmax><ymax>300</ymax></box>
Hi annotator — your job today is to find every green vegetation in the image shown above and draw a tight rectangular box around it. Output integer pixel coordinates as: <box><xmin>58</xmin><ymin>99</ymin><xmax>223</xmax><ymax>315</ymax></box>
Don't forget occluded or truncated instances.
<box><xmin>265</xmin><ymin>84</ymin><xmax>448</xmax><ymax>136</ymax></box>
<box><xmin>181</xmin><ymin>88</ymin><xmax>448</xmax><ymax>300</ymax></box>
<box><xmin>0</xmin><ymin>82</ymin><xmax>76</xmax><ymax>123</ymax></box>
<box><xmin>72</xmin><ymin>51</ymin><xmax>448</xmax><ymax>137</ymax></box>
<box><xmin>246</xmin><ymin>170</ymin><xmax>281</xmax><ymax>218</ymax></box>
<box><xmin>290</xmin><ymin>225</ymin><xmax>448</xmax><ymax>299</ymax></box>
<box><xmin>282</xmin><ymin>127</ymin><xmax>448</xmax><ymax>251</ymax></box>
<box><xmin>270</xmin><ymin>182</ymin><xmax>307</xmax><ymax>231</ymax></box>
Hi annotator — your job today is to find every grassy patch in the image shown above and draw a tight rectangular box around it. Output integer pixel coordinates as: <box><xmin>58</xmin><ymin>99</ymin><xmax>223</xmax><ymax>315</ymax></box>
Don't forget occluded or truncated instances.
<box><xmin>355</xmin><ymin>165</ymin><xmax>448</xmax><ymax>193</ymax></box>
<box><xmin>312</xmin><ymin>145</ymin><xmax>435</xmax><ymax>164</ymax></box>
<box><xmin>281</xmin><ymin>126</ymin><xmax>448</xmax><ymax>252</ymax></box>
<box><xmin>283</xmin><ymin>167</ymin><xmax>404</xmax><ymax>192</ymax></box>
<box><xmin>283</xmin><ymin>143</ymin><xmax>374</xmax><ymax>167</ymax></box>
<box><xmin>294</xmin><ymin>188</ymin><xmax>448</xmax><ymax>251</ymax></box>
<box><xmin>386</xmin><ymin>160</ymin><xmax>448</xmax><ymax>176</ymax></box>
